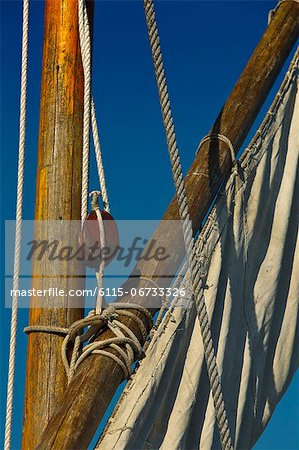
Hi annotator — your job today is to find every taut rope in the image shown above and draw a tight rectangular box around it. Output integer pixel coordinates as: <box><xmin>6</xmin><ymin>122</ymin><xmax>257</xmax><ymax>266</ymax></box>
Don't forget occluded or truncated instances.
<box><xmin>143</xmin><ymin>1</ymin><xmax>233</xmax><ymax>448</ymax></box>
<box><xmin>78</xmin><ymin>0</ymin><xmax>92</xmax><ymax>221</ymax></box>
<box><xmin>79</xmin><ymin>0</ymin><xmax>111</xmax><ymax>217</ymax></box>
<box><xmin>4</xmin><ymin>1</ymin><xmax>29</xmax><ymax>448</ymax></box>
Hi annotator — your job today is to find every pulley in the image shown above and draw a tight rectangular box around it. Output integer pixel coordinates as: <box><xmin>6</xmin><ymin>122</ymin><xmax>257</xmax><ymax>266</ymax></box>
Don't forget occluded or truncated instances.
<box><xmin>79</xmin><ymin>191</ymin><xmax>119</xmax><ymax>269</ymax></box>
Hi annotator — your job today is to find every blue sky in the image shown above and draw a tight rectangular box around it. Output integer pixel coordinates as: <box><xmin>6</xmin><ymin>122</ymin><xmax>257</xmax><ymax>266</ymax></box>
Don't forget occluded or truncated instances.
<box><xmin>1</xmin><ymin>1</ymin><xmax>298</xmax><ymax>449</ymax></box>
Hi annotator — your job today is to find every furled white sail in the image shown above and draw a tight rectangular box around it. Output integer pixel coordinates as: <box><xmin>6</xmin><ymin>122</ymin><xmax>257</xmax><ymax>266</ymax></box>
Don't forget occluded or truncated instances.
<box><xmin>97</xmin><ymin>49</ymin><xmax>299</xmax><ymax>450</ymax></box>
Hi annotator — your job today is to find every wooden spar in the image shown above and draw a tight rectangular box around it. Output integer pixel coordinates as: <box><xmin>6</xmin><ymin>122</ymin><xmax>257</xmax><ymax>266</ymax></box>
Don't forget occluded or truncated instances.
<box><xmin>22</xmin><ymin>0</ymin><xmax>94</xmax><ymax>448</ymax></box>
<box><xmin>38</xmin><ymin>2</ymin><xmax>299</xmax><ymax>449</ymax></box>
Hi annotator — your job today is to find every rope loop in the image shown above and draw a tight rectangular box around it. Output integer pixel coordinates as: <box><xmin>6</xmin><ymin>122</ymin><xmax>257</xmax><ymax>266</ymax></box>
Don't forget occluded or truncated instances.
<box><xmin>197</xmin><ymin>133</ymin><xmax>239</xmax><ymax>176</ymax></box>
<box><xmin>24</xmin><ymin>303</ymin><xmax>152</xmax><ymax>384</ymax></box>
<box><xmin>64</xmin><ymin>304</ymin><xmax>151</xmax><ymax>382</ymax></box>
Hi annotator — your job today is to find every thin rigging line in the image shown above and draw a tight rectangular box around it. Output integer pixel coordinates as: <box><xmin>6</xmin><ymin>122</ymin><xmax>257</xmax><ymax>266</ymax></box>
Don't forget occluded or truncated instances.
<box><xmin>4</xmin><ymin>0</ymin><xmax>29</xmax><ymax>448</ymax></box>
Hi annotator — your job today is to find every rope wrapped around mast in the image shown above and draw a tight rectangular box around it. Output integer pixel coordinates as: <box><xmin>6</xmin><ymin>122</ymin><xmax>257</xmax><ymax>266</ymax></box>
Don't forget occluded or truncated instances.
<box><xmin>25</xmin><ymin>304</ymin><xmax>153</xmax><ymax>384</ymax></box>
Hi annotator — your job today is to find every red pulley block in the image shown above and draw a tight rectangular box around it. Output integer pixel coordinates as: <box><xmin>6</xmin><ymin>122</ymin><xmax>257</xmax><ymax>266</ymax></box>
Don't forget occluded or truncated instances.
<box><xmin>79</xmin><ymin>208</ymin><xmax>119</xmax><ymax>269</ymax></box>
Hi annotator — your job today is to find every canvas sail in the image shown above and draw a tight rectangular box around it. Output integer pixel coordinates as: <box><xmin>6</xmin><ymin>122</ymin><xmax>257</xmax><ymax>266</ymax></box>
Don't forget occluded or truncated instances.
<box><xmin>97</xmin><ymin>49</ymin><xmax>299</xmax><ymax>450</ymax></box>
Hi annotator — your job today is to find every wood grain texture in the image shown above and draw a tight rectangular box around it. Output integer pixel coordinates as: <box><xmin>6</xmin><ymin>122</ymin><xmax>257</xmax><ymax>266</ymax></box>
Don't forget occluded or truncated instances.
<box><xmin>37</xmin><ymin>3</ymin><xmax>299</xmax><ymax>449</ymax></box>
<box><xmin>22</xmin><ymin>1</ymin><xmax>93</xmax><ymax>448</ymax></box>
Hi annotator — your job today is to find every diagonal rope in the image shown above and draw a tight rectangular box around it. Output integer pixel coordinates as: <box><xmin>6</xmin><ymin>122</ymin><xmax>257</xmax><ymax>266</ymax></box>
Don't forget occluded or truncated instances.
<box><xmin>91</xmin><ymin>97</ymin><xmax>110</xmax><ymax>213</ymax></box>
<box><xmin>4</xmin><ymin>1</ymin><xmax>29</xmax><ymax>448</ymax></box>
<box><xmin>143</xmin><ymin>1</ymin><xmax>233</xmax><ymax>448</ymax></box>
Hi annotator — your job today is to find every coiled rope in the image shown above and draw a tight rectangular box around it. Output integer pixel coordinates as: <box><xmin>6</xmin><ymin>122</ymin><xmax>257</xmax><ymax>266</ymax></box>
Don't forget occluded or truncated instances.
<box><xmin>4</xmin><ymin>1</ymin><xmax>29</xmax><ymax>449</ymax></box>
<box><xmin>143</xmin><ymin>1</ymin><xmax>233</xmax><ymax>448</ymax></box>
<box><xmin>25</xmin><ymin>304</ymin><xmax>153</xmax><ymax>384</ymax></box>
<box><xmin>93</xmin><ymin>191</ymin><xmax>106</xmax><ymax>314</ymax></box>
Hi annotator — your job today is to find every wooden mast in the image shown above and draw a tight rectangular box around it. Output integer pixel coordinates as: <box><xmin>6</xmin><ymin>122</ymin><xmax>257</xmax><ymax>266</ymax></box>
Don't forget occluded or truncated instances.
<box><xmin>37</xmin><ymin>2</ymin><xmax>299</xmax><ymax>449</ymax></box>
<box><xmin>22</xmin><ymin>0</ymin><xmax>93</xmax><ymax>448</ymax></box>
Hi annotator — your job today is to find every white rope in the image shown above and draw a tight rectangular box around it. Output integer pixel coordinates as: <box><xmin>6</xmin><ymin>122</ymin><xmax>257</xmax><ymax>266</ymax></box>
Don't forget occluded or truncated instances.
<box><xmin>25</xmin><ymin>304</ymin><xmax>153</xmax><ymax>384</ymax></box>
<box><xmin>65</xmin><ymin>306</ymin><xmax>148</xmax><ymax>381</ymax></box>
<box><xmin>78</xmin><ymin>0</ymin><xmax>92</xmax><ymax>222</ymax></box>
<box><xmin>4</xmin><ymin>1</ymin><xmax>29</xmax><ymax>448</ymax></box>
<box><xmin>87</xmin><ymin>190</ymin><xmax>106</xmax><ymax>313</ymax></box>
<box><xmin>197</xmin><ymin>133</ymin><xmax>239</xmax><ymax>175</ymax></box>
<box><xmin>79</xmin><ymin>1</ymin><xmax>111</xmax><ymax>314</ymax></box>
<box><xmin>138</xmin><ymin>276</ymin><xmax>168</xmax><ymax>348</ymax></box>
<box><xmin>91</xmin><ymin>98</ymin><xmax>110</xmax><ymax>213</ymax></box>
<box><xmin>95</xmin><ymin>206</ymin><xmax>106</xmax><ymax>314</ymax></box>
<box><xmin>143</xmin><ymin>1</ymin><xmax>233</xmax><ymax>448</ymax></box>
<box><xmin>79</xmin><ymin>1</ymin><xmax>110</xmax><ymax>216</ymax></box>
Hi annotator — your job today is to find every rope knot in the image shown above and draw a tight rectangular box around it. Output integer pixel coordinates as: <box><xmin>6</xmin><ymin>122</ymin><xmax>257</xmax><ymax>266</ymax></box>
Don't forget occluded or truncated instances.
<box><xmin>60</xmin><ymin>304</ymin><xmax>151</xmax><ymax>383</ymax></box>
<box><xmin>101</xmin><ymin>306</ymin><xmax>118</xmax><ymax>321</ymax></box>
<box><xmin>89</xmin><ymin>190</ymin><xmax>102</xmax><ymax>211</ymax></box>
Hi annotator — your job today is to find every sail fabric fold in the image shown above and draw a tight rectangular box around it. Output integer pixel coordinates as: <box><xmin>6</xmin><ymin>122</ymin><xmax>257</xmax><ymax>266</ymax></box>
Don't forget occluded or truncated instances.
<box><xmin>97</xmin><ymin>51</ymin><xmax>299</xmax><ymax>450</ymax></box>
